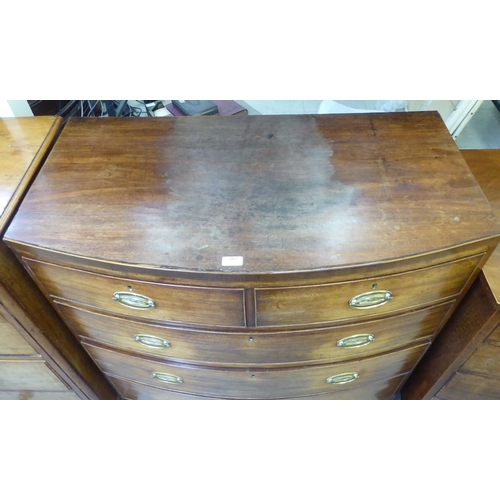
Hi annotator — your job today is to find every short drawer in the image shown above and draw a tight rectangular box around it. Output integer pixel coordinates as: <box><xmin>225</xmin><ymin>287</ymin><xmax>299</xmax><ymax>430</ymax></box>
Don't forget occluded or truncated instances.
<box><xmin>82</xmin><ymin>341</ymin><xmax>429</xmax><ymax>399</ymax></box>
<box><xmin>108</xmin><ymin>373</ymin><xmax>408</xmax><ymax>400</ymax></box>
<box><xmin>25</xmin><ymin>259</ymin><xmax>246</xmax><ymax>327</ymax></box>
<box><xmin>255</xmin><ymin>255</ymin><xmax>482</xmax><ymax>326</ymax></box>
<box><xmin>59</xmin><ymin>301</ymin><xmax>452</xmax><ymax>366</ymax></box>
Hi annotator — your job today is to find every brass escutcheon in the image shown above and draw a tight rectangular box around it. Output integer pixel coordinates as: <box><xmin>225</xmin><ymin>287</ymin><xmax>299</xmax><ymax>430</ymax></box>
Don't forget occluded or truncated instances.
<box><xmin>151</xmin><ymin>372</ymin><xmax>183</xmax><ymax>384</ymax></box>
<box><xmin>326</xmin><ymin>372</ymin><xmax>360</xmax><ymax>384</ymax></box>
<box><xmin>113</xmin><ymin>291</ymin><xmax>156</xmax><ymax>310</ymax></box>
<box><xmin>349</xmin><ymin>290</ymin><xmax>393</xmax><ymax>309</ymax></box>
<box><xmin>337</xmin><ymin>334</ymin><xmax>375</xmax><ymax>348</ymax></box>
<box><xmin>134</xmin><ymin>334</ymin><xmax>170</xmax><ymax>349</ymax></box>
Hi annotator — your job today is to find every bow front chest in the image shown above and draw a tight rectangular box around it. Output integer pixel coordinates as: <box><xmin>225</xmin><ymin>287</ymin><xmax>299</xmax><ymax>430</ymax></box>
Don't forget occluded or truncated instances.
<box><xmin>5</xmin><ymin>113</ymin><xmax>500</xmax><ymax>399</ymax></box>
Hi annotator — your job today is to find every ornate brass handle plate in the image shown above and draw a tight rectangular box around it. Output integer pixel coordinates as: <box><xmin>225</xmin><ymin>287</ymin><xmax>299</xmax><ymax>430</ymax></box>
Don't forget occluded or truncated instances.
<box><xmin>151</xmin><ymin>372</ymin><xmax>183</xmax><ymax>384</ymax></box>
<box><xmin>326</xmin><ymin>372</ymin><xmax>360</xmax><ymax>384</ymax></box>
<box><xmin>349</xmin><ymin>290</ymin><xmax>393</xmax><ymax>309</ymax></box>
<box><xmin>134</xmin><ymin>334</ymin><xmax>170</xmax><ymax>349</ymax></box>
<box><xmin>337</xmin><ymin>334</ymin><xmax>375</xmax><ymax>348</ymax></box>
<box><xmin>113</xmin><ymin>291</ymin><xmax>155</xmax><ymax>310</ymax></box>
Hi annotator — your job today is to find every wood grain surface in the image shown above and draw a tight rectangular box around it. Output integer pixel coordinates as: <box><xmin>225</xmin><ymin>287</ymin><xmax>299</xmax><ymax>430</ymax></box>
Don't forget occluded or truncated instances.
<box><xmin>461</xmin><ymin>149</ymin><xmax>500</xmax><ymax>304</ymax></box>
<box><xmin>5</xmin><ymin>113</ymin><xmax>500</xmax><ymax>274</ymax></box>
<box><xmin>0</xmin><ymin>117</ymin><xmax>61</xmax><ymax>232</ymax></box>
<box><xmin>84</xmin><ymin>340</ymin><xmax>429</xmax><ymax>399</ymax></box>
<box><xmin>254</xmin><ymin>255</ymin><xmax>482</xmax><ymax>326</ymax></box>
<box><xmin>5</xmin><ymin>116</ymin><xmax>500</xmax><ymax>400</ymax></box>
<box><xmin>435</xmin><ymin>372</ymin><xmax>500</xmax><ymax>399</ymax></box>
<box><xmin>401</xmin><ymin>150</ymin><xmax>500</xmax><ymax>400</ymax></box>
<box><xmin>25</xmin><ymin>258</ymin><xmax>246</xmax><ymax>327</ymax></box>
<box><xmin>0</xmin><ymin>117</ymin><xmax>118</xmax><ymax>400</ymax></box>
<box><xmin>109</xmin><ymin>373</ymin><xmax>408</xmax><ymax>400</ymax></box>
<box><xmin>57</xmin><ymin>300</ymin><xmax>452</xmax><ymax>367</ymax></box>
<box><xmin>0</xmin><ymin>311</ymin><xmax>38</xmax><ymax>355</ymax></box>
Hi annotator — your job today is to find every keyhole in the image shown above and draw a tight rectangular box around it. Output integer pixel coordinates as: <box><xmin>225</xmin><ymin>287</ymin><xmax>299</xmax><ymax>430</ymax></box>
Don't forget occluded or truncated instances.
<box><xmin>251</xmin><ymin>375</ymin><xmax>256</xmax><ymax>379</ymax></box>
<box><xmin>249</xmin><ymin>337</ymin><xmax>254</xmax><ymax>342</ymax></box>
<box><xmin>128</xmin><ymin>286</ymin><xmax>133</xmax><ymax>291</ymax></box>
<box><xmin>372</xmin><ymin>283</ymin><xmax>378</xmax><ymax>290</ymax></box>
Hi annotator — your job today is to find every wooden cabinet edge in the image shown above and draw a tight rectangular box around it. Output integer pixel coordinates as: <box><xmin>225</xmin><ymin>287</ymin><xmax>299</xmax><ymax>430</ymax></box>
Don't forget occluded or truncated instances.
<box><xmin>0</xmin><ymin>285</ymin><xmax>116</xmax><ymax>399</ymax></box>
<box><xmin>4</xmin><ymin>237</ymin><xmax>499</xmax><ymax>288</ymax></box>
<box><xmin>0</xmin><ymin>116</ymin><xmax>62</xmax><ymax>233</ymax></box>
<box><xmin>0</xmin><ymin>244</ymin><xmax>117</xmax><ymax>400</ymax></box>
<box><xmin>401</xmin><ymin>277</ymin><xmax>500</xmax><ymax>399</ymax></box>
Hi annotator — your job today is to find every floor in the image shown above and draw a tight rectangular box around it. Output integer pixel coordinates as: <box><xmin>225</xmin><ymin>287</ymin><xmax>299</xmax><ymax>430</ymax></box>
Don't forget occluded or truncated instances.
<box><xmin>454</xmin><ymin>100</ymin><xmax>500</xmax><ymax>149</ymax></box>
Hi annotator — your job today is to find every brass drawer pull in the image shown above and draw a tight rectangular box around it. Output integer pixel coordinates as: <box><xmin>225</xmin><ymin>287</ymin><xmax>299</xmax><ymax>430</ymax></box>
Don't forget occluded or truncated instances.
<box><xmin>151</xmin><ymin>372</ymin><xmax>183</xmax><ymax>384</ymax></box>
<box><xmin>134</xmin><ymin>334</ymin><xmax>170</xmax><ymax>349</ymax></box>
<box><xmin>113</xmin><ymin>291</ymin><xmax>155</xmax><ymax>310</ymax></box>
<box><xmin>326</xmin><ymin>372</ymin><xmax>359</xmax><ymax>384</ymax></box>
<box><xmin>349</xmin><ymin>290</ymin><xmax>393</xmax><ymax>309</ymax></box>
<box><xmin>337</xmin><ymin>334</ymin><xmax>374</xmax><ymax>348</ymax></box>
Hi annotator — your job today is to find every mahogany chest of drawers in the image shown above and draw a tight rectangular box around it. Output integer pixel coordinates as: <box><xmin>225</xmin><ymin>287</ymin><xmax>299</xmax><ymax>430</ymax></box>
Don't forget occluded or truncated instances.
<box><xmin>4</xmin><ymin>113</ymin><xmax>500</xmax><ymax>399</ymax></box>
<box><xmin>402</xmin><ymin>149</ymin><xmax>500</xmax><ymax>399</ymax></box>
<box><xmin>0</xmin><ymin>117</ymin><xmax>116</xmax><ymax>400</ymax></box>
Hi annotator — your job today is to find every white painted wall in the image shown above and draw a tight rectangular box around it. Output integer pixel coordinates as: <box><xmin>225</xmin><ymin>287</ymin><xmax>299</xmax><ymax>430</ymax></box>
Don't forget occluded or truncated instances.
<box><xmin>0</xmin><ymin>100</ymin><xmax>33</xmax><ymax>117</ymax></box>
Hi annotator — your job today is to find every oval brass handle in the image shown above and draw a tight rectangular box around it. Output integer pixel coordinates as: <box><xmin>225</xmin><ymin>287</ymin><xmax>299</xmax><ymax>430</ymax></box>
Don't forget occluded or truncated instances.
<box><xmin>113</xmin><ymin>291</ymin><xmax>155</xmax><ymax>310</ymax></box>
<box><xmin>337</xmin><ymin>334</ymin><xmax>374</xmax><ymax>348</ymax></box>
<box><xmin>151</xmin><ymin>372</ymin><xmax>183</xmax><ymax>384</ymax></box>
<box><xmin>134</xmin><ymin>334</ymin><xmax>170</xmax><ymax>349</ymax></box>
<box><xmin>349</xmin><ymin>290</ymin><xmax>393</xmax><ymax>309</ymax></box>
<box><xmin>326</xmin><ymin>372</ymin><xmax>359</xmax><ymax>384</ymax></box>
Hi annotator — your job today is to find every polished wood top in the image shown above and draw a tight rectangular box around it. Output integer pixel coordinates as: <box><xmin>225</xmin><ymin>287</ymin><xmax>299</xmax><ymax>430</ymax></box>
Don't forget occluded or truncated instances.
<box><xmin>0</xmin><ymin>117</ymin><xmax>61</xmax><ymax>233</ymax></box>
<box><xmin>460</xmin><ymin>149</ymin><xmax>500</xmax><ymax>305</ymax></box>
<box><xmin>5</xmin><ymin>113</ymin><xmax>500</xmax><ymax>274</ymax></box>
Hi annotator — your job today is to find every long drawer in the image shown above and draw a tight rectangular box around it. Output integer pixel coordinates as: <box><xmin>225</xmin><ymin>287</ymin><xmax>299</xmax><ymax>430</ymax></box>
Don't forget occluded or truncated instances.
<box><xmin>0</xmin><ymin>313</ymin><xmax>38</xmax><ymax>356</ymax></box>
<box><xmin>0</xmin><ymin>390</ymin><xmax>80</xmax><ymax>400</ymax></box>
<box><xmin>59</xmin><ymin>301</ymin><xmax>452</xmax><ymax>366</ymax></box>
<box><xmin>25</xmin><ymin>259</ymin><xmax>246</xmax><ymax>327</ymax></box>
<box><xmin>255</xmin><ymin>254</ymin><xmax>482</xmax><ymax>326</ymax></box>
<box><xmin>0</xmin><ymin>360</ymin><xmax>70</xmax><ymax>391</ymax></box>
<box><xmin>82</xmin><ymin>341</ymin><xmax>429</xmax><ymax>399</ymax></box>
<box><xmin>109</xmin><ymin>374</ymin><xmax>408</xmax><ymax>400</ymax></box>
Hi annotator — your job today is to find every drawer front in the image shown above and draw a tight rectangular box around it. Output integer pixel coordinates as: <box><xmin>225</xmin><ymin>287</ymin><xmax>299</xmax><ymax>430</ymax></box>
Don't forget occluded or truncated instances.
<box><xmin>488</xmin><ymin>323</ymin><xmax>500</xmax><ymax>346</ymax></box>
<box><xmin>255</xmin><ymin>255</ymin><xmax>482</xmax><ymax>326</ymax></box>
<box><xmin>0</xmin><ymin>391</ymin><xmax>80</xmax><ymax>400</ymax></box>
<box><xmin>59</xmin><ymin>301</ymin><xmax>452</xmax><ymax>366</ymax></box>
<box><xmin>109</xmin><ymin>373</ymin><xmax>407</xmax><ymax>400</ymax></box>
<box><xmin>0</xmin><ymin>360</ymin><xmax>70</xmax><ymax>391</ymax></box>
<box><xmin>82</xmin><ymin>341</ymin><xmax>429</xmax><ymax>399</ymax></box>
<box><xmin>0</xmin><ymin>313</ymin><xmax>38</xmax><ymax>356</ymax></box>
<box><xmin>436</xmin><ymin>372</ymin><xmax>500</xmax><ymax>400</ymax></box>
<box><xmin>461</xmin><ymin>343</ymin><xmax>500</xmax><ymax>379</ymax></box>
<box><xmin>26</xmin><ymin>259</ymin><xmax>246</xmax><ymax>327</ymax></box>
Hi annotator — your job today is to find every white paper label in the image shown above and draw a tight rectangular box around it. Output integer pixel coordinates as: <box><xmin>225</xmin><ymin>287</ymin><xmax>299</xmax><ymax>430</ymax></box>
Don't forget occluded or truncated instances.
<box><xmin>222</xmin><ymin>256</ymin><xmax>243</xmax><ymax>266</ymax></box>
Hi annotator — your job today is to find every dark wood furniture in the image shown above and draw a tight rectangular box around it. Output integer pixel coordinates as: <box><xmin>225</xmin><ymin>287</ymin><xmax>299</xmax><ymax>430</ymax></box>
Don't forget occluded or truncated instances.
<box><xmin>0</xmin><ymin>117</ymin><xmax>117</xmax><ymax>400</ymax></box>
<box><xmin>402</xmin><ymin>149</ymin><xmax>500</xmax><ymax>399</ymax></box>
<box><xmin>4</xmin><ymin>113</ymin><xmax>500</xmax><ymax>399</ymax></box>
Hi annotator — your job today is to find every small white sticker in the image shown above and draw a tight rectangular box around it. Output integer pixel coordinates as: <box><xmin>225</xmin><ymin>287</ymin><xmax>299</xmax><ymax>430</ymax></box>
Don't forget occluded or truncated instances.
<box><xmin>222</xmin><ymin>256</ymin><xmax>243</xmax><ymax>266</ymax></box>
